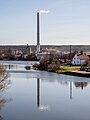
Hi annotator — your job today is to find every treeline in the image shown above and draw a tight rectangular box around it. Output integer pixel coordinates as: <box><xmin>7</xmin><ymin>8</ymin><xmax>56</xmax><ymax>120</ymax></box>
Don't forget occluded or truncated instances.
<box><xmin>0</xmin><ymin>53</ymin><xmax>37</xmax><ymax>61</ymax></box>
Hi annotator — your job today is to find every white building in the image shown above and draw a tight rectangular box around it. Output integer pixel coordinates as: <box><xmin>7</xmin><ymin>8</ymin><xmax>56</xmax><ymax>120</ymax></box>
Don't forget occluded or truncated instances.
<box><xmin>36</xmin><ymin>52</ymin><xmax>50</xmax><ymax>60</ymax></box>
<box><xmin>72</xmin><ymin>53</ymin><xmax>89</xmax><ymax>65</ymax></box>
<box><xmin>36</xmin><ymin>48</ymin><xmax>62</xmax><ymax>60</ymax></box>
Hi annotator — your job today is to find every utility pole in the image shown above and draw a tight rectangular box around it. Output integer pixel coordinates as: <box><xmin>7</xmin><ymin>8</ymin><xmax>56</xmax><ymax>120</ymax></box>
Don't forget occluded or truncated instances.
<box><xmin>70</xmin><ymin>45</ymin><xmax>72</xmax><ymax>66</ymax></box>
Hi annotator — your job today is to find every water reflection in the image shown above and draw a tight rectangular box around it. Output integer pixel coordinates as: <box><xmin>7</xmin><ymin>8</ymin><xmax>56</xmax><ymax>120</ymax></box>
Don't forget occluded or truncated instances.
<box><xmin>37</xmin><ymin>78</ymin><xmax>50</xmax><ymax>111</ymax></box>
<box><xmin>69</xmin><ymin>81</ymin><xmax>88</xmax><ymax>100</ymax></box>
<box><xmin>0</xmin><ymin>97</ymin><xmax>6</xmax><ymax>120</ymax></box>
<box><xmin>0</xmin><ymin>65</ymin><xmax>11</xmax><ymax>120</ymax></box>
<box><xmin>8</xmin><ymin>64</ymin><xmax>14</xmax><ymax>70</ymax></box>
<box><xmin>74</xmin><ymin>82</ymin><xmax>88</xmax><ymax>90</ymax></box>
<box><xmin>1</xmin><ymin>61</ymin><xmax>90</xmax><ymax>120</ymax></box>
<box><xmin>37</xmin><ymin>78</ymin><xmax>40</xmax><ymax>108</ymax></box>
<box><xmin>5</xmin><ymin>64</ymin><xmax>31</xmax><ymax>71</ymax></box>
<box><xmin>36</xmin><ymin>78</ymin><xmax>89</xmax><ymax>113</ymax></box>
<box><xmin>5</xmin><ymin>64</ymin><xmax>18</xmax><ymax>70</ymax></box>
<box><xmin>0</xmin><ymin>97</ymin><xmax>12</xmax><ymax>120</ymax></box>
<box><xmin>69</xmin><ymin>81</ymin><xmax>73</xmax><ymax>99</ymax></box>
<box><xmin>42</xmin><ymin>78</ymin><xmax>89</xmax><ymax>100</ymax></box>
<box><xmin>0</xmin><ymin>66</ymin><xmax>10</xmax><ymax>91</ymax></box>
<box><xmin>0</xmin><ymin>116</ymin><xmax>4</xmax><ymax>120</ymax></box>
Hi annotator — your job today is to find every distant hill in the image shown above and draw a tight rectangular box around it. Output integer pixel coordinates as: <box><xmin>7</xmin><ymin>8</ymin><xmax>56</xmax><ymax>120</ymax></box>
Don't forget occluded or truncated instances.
<box><xmin>0</xmin><ymin>45</ymin><xmax>90</xmax><ymax>52</ymax></box>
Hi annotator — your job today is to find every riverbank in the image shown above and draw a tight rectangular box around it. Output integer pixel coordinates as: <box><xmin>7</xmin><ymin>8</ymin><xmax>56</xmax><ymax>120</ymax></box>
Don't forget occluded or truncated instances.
<box><xmin>56</xmin><ymin>66</ymin><xmax>90</xmax><ymax>77</ymax></box>
<box><xmin>34</xmin><ymin>62</ymin><xmax>90</xmax><ymax>78</ymax></box>
<box><xmin>59</xmin><ymin>71</ymin><xmax>90</xmax><ymax>77</ymax></box>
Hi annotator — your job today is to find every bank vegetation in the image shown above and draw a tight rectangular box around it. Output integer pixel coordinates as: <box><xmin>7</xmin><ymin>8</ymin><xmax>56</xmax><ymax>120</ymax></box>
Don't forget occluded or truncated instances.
<box><xmin>33</xmin><ymin>56</ymin><xmax>80</xmax><ymax>73</ymax></box>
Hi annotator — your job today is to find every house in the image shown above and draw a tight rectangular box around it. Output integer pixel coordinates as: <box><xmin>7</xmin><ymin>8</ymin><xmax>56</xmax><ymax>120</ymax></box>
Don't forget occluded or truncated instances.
<box><xmin>72</xmin><ymin>53</ymin><xmax>89</xmax><ymax>65</ymax></box>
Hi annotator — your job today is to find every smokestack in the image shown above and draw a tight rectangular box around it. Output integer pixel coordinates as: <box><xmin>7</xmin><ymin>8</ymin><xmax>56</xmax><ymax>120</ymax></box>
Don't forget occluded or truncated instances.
<box><xmin>37</xmin><ymin>12</ymin><xmax>40</xmax><ymax>53</ymax></box>
<box><xmin>37</xmin><ymin>10</ymin><xmax>49</xmax><ymax>53</ymax></box>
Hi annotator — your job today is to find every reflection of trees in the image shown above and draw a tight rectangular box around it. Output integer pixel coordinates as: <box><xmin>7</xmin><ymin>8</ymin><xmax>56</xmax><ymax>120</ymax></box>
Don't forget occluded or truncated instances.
<box><xmin>0</xmin><ymin>115</ymin><xmax>4</xmax><ymax>120</ymax></box>
<box><xmin>0</xmin><ymin>65</ymin><xmax>11</xmax><ymax>120</ymax></box>
<box><xmin>41</xmin><ymin>78</ymin><xmax>69</xmax><ymax>86</ymax></box>
<box><xmin>0</xmin><ymin>97</ymin><xmax>12</xmax><ymax>120</ymax></box>
<box><xmin>74</xmin><ymin>82</ymin><xmax>88</xmax><ymax>90</ymax></box>
<box><xmin>0</xmin><ymin>97</ymin><xmax>12</xmax><ymax>110</ymax></box>
<box><xmin>0</xmin><ymin>98</ymin><xmax>6</xmax><ymax>110</ymax></box>
<box><xmin>0</xmin><ymin>65</ymin><xmax>10</xmax><ymax>91</ymax></box>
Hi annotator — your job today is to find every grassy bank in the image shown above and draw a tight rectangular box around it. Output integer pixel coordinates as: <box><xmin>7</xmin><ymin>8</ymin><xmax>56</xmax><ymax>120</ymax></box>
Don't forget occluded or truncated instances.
<box><xmin>57</xmin><ymin>66</ymin><xmax>80</xmax><ymax>73</ymax></box>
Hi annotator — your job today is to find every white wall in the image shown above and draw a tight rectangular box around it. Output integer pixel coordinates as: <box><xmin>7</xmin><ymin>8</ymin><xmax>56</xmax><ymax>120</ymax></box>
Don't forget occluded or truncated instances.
<box><xmin>72</xmin><ymin>54</ymin><xmax>86</xmax><ymax>65</ymax></box>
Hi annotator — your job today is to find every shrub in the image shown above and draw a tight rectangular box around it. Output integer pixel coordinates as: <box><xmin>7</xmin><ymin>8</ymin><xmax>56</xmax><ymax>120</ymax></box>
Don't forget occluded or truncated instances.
<box><xmin>25</xmin><ymin>66</ymin><xmax>31</xmax><ymax>70</ymax></box>
<box><xmin>48</xmin><ymin>63</ymin><xmax>60</xmax><ymax>72</ymax></box>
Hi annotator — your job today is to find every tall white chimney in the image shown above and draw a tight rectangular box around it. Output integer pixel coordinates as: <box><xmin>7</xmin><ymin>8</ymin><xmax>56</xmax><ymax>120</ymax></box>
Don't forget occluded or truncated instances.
<box><xmin>37</xmin><ymin>10</ymin><xmax>49</xmax><ymax>53</ymax></box>
<box><xmin>37</xmin><ymin>12</ymin><xmax>40</xmax><ymax>53</ymax></box>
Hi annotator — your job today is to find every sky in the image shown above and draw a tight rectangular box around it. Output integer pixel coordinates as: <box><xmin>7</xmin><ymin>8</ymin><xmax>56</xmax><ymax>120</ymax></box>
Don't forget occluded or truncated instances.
<box><xmin>0</xmin><ymin>0</ymin><xmax>90</xmax><ymax>45</ymax></box>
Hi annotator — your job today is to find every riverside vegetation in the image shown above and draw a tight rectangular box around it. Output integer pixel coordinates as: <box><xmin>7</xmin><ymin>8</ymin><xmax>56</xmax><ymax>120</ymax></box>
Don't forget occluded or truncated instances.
<box><xmin>33</xmin><ymin>57</ymin><xmax>80</xmax><ymax>73</ymax></box>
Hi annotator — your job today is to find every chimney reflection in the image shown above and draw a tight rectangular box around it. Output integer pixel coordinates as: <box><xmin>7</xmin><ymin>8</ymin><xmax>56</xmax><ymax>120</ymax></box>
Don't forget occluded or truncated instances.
<box><xmin>36</xmin><ymin>78</ymin><xmax>50</xmax><ymax>111</ymax></box>
<box><xmin>37</xmin><ymin>78</ymin><xmax>40</xmax><ymax>108</ymax></box>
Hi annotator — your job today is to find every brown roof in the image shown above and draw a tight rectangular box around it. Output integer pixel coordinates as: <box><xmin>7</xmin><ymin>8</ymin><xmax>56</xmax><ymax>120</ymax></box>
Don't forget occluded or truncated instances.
<box><xmin>78</xmin><ymin>53</ymin><xmax>89</xmax><ymax>60</ymax></box>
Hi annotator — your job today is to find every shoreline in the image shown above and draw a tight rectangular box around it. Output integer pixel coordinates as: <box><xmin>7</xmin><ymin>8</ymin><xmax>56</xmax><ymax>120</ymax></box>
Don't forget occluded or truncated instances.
<box><xmin>59</xmin><ymin>71</ymin><xmax>90</xmax><ymax>78</ymax></box>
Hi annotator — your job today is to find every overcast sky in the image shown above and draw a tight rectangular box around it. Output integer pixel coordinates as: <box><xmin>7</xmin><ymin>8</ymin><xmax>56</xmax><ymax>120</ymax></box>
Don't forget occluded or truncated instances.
<box><xmin>0</xmin><ymin>0</ymin><xmax>90</xmax><ymax>45</ymax></box>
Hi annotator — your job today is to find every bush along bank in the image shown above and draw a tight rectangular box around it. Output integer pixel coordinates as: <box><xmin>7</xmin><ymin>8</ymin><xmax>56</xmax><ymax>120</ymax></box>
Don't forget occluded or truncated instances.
<box><xmin>33</xmin><ymin>57</ymin><xmax>61</xmax><ymax>72</ymax></box>
<box><xmin>33</xmin><ymin>56</ymin><xmax>80</xmax><ymax>74</ymax></box>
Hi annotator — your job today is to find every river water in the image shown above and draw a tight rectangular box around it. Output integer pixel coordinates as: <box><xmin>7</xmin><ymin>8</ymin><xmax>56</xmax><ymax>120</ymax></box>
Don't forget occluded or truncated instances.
<box><xmin>0</xmin><ymin>61</ymin><xmax>90</xmax><ymax>120</ymax></box>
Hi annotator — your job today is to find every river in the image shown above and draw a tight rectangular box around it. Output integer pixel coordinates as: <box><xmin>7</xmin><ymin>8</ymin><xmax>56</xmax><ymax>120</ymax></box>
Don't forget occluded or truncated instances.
<box><xmin>0</xmin><ymin>61</ymin><xmax>90</xmax><ymax>120</ymax></box>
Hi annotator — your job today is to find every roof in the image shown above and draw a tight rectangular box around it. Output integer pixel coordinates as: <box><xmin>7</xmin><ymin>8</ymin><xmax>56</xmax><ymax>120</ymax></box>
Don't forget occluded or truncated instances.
<box><xmin>78</xmin><ymin>53</ymin><xmax>89</xmax><ymax>60</ymax></box>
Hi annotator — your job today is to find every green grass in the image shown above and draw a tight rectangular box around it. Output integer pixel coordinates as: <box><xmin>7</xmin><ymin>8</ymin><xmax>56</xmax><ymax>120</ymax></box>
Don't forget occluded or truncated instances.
<box><xmin>57</xmin><ymin>66</ymin><xmax>80</xmax><ymax>73</ymax></box>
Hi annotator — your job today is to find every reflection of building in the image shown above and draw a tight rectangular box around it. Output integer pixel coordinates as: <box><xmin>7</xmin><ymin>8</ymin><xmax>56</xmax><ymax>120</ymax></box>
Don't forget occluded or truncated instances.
<box><xmin>69</xmin><ymin>82</ymin><xmax>73</xmax><ymax>99</ymax></box>
<box><xmin>69</xmin><ymin>81</ymin><xmax>88</xmax><ymax>100</ymax></box>
<box><xmin>74</xmin><ymin>82</ymin><xmax>88</xmax><ymax>90</ymax></box>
